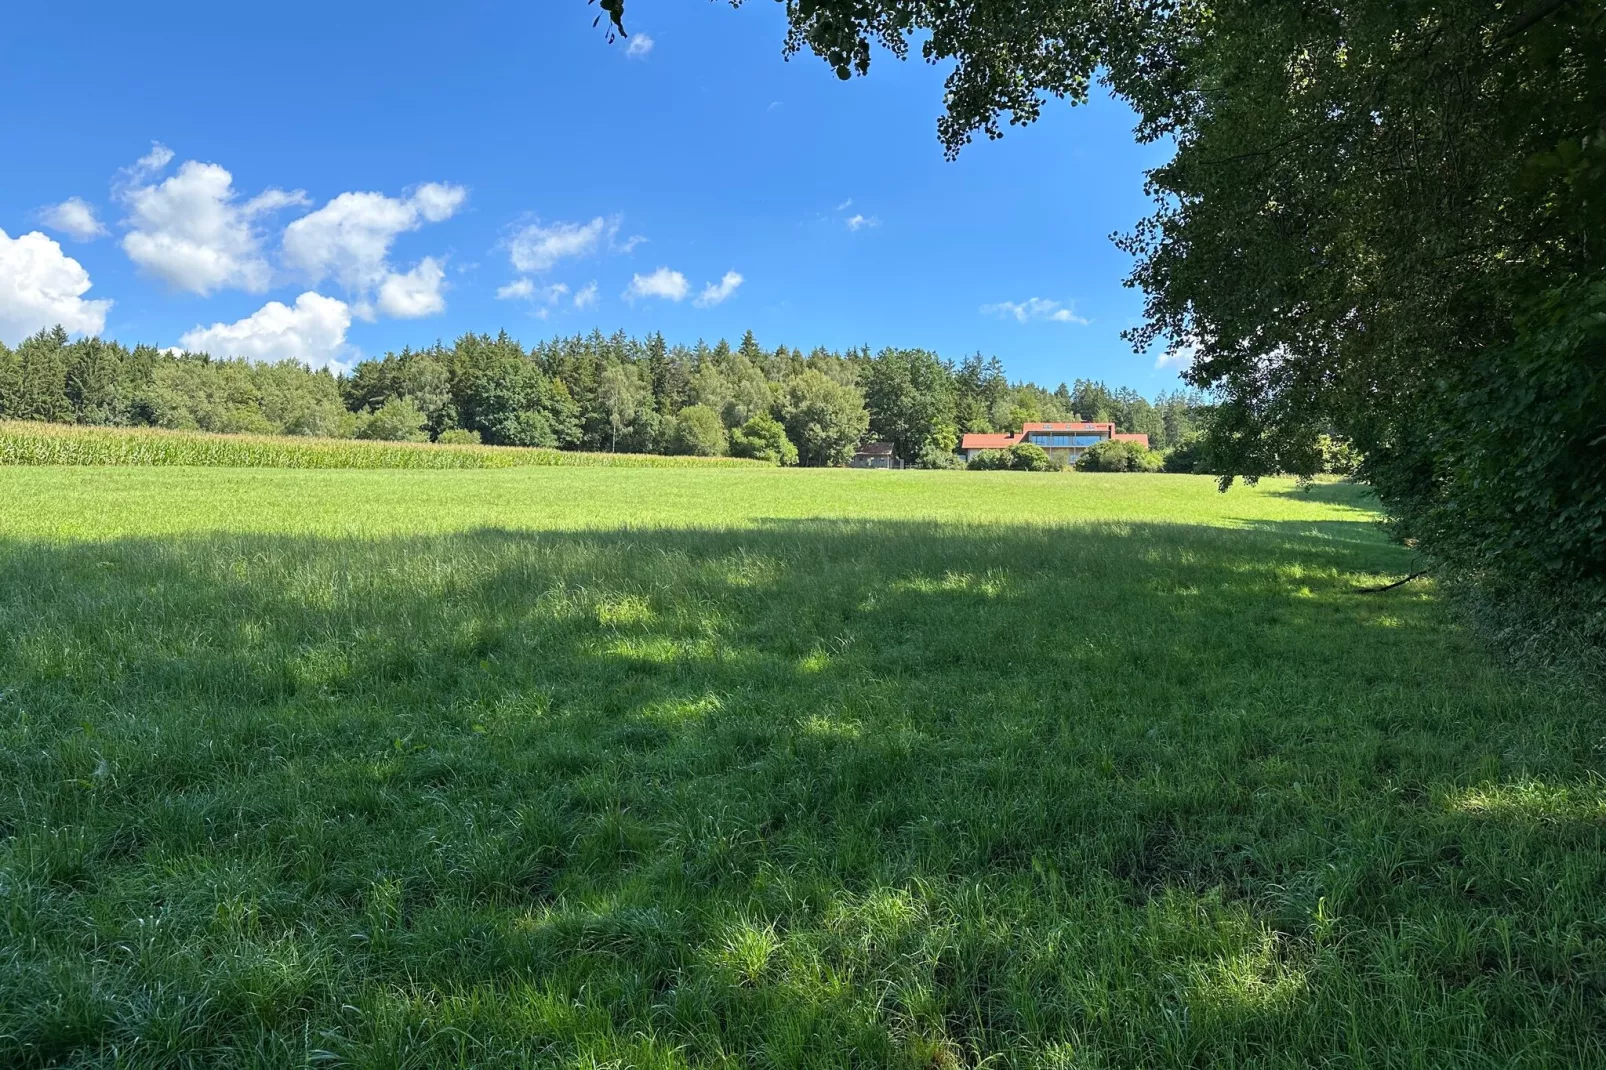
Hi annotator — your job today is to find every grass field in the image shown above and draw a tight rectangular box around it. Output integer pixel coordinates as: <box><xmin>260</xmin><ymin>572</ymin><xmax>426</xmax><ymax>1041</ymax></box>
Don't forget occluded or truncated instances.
<box><xmin>1</xmin><ymin>466</ymin><xmax>1602</xmax><ymax>1068</ymax></box>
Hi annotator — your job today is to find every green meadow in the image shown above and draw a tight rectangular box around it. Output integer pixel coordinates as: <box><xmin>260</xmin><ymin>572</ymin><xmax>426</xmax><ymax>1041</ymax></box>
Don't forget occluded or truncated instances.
<box><xmin>1</xmin><ymin>466</ymin><xmax>1602</xmax><ymax>1068</ymax></box>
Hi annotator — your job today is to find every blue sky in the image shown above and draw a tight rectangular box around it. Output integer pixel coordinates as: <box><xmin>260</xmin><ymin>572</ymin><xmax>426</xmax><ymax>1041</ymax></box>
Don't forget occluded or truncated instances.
<box><xmin>0</xmin><ymin>0</ymin><xmax>1182</xmax><ymax>391</ymax></box>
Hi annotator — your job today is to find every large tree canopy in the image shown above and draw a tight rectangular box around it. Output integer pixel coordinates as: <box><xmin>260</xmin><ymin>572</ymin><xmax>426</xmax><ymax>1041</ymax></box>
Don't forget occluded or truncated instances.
<box><xmin>602</xmin><ymin>0</ymin><xmax>1606</xmax><ymax>642</ymax></box>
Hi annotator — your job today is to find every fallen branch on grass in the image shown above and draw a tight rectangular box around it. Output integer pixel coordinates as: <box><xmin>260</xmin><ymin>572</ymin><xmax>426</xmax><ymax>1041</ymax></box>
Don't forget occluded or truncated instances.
<box><xmin>1356</xmin><ymin>569</ymin><xmax>1433</xmax><ymax>593</ymax></box>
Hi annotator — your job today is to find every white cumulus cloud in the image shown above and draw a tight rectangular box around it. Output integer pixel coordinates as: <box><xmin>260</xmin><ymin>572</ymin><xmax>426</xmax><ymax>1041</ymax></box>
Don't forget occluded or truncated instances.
<box><xmin>282</xmin><ymin>183</ymin><xmax>465</xmax><ymax>317</ymax></box>
<box><xmin>626</xmin><ymin>33</ymin><xmax>654</xmax><ymax>58</ymax></box>
<box><xmin>500</xmin><ymin>216</ymin><xmax>638</xmax><ymax>300</ymax></box>
<box><xmin>0</xmin><ymin>228</ymin><xmax>113</xmax><ymax>344</ymax></box>
<box><xmin>40</xmin><ymin>197</ymin><xmax>108</xmax><ymax>241</ymax></box>
<box><xmin>573</xmin><ymin>281</ymin><xmax>599</xmax><ymax>309</ymax></box>
<box><xmin>506</xmin><ymin>216</ymin><xmax>612</xmax><ymax>274</ymax></box>
<box><xmin>119</xmin><ymin>147</ymin><xmax>307</xmax><ymax>295</ymax></box>
<box><xmin>376</xmin><ymin>256</ymin><xmax>447</xmax><ymax>319</ymax></box>
<box><xmin>694</xmin><ymin>271</ymin><xmax>743</xmax><ymax>308</ymax></box>
<box><xmin>179</xmin><ymin>292</ymin><xmax>352</xmax><ymax>369</ymax></box>
<box><xmin>626</xmin><ymin>266</ymin><xmax>689</xmax><ymax>302</ymax></box>
<box><xmin>980</xmin><ymin>297</ymin><xmax>1090</xmax><ymax>325</ymax></box>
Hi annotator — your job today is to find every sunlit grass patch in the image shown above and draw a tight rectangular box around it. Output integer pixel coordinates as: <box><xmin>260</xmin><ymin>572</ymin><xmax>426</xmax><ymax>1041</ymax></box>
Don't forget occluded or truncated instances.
<box><xmin>1447</xmin><ymin>778</ymin><xmax>1606</xmax><ymax>825</ymax></box>
<box><xmin>0</xmin><ymin>467</ymin><xmax>1602</xmax><ymax>1067</ymax></box>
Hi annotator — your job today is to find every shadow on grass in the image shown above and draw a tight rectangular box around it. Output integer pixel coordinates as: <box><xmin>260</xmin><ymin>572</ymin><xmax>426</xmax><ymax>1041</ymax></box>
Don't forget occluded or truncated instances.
<box><xmin>1268</xmin><ymin>478</ymin><xmax>1380</xmax><ymax>509</ymax></box>
<box><xmin>0</xmin><ymin>519</ymin><xmax>1602</xmax><ymax>1068</ymax></box>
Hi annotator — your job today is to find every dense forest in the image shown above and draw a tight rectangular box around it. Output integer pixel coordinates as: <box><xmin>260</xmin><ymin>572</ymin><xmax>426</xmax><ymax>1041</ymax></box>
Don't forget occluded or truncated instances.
<box><xmin>0</xmin><ymin>325</ymin><xmax>1210</xmax><ymax>466</ymax></box>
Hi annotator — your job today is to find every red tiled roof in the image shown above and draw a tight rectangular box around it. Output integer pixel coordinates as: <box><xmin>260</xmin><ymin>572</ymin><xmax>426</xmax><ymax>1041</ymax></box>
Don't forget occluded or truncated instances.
<box><xmin>959</xmin><ymin>432</ymin><xmax>1017</xmax><ymax>450</ymax></box>
<box><xmin>1112</xmin><ymin>433</ymin><xmax>1150</xmax><ymax>448</ymax></box>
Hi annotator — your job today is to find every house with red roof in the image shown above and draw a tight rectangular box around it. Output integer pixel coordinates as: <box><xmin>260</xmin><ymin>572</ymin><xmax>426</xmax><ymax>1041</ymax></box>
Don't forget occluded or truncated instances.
<box><xmin>959</xmin><ymin>422</ymin><xmax>1150</xmax><ymax>467</ymax></box>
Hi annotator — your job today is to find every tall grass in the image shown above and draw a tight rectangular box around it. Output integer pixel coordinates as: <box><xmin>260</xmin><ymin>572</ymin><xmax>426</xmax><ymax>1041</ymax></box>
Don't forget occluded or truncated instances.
<box><xmin>0</xmin><ymin>420</ymin><xmax>765</xmax><ymax>469</ymax></box>
<box><xmin>0</xmin><ymin>469</ymin><xmax>1601</xmax><ymax>1068</ymax></box>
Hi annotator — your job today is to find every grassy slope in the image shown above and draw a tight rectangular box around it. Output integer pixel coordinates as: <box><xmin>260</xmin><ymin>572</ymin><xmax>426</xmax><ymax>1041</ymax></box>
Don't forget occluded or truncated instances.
<box><xmin>0</xmin><ymin>468</ymin><xmax>1601</xmax><ymax>1069</ymax></box>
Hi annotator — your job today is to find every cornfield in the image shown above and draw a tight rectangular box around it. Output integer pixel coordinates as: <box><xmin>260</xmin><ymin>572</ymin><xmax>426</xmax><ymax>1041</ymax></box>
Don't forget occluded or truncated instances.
<box><xmin>0</xmin><ymin>420</ymin><xmax>767</xmax><ymax>470</ymax></box>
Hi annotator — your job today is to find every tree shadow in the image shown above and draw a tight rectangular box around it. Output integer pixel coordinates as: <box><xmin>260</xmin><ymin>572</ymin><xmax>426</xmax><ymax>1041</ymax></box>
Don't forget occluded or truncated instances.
<box><xmin>0</xmin><ymin>518</ymin><xmax>1600</xmax><ymax>1067</ymax></box>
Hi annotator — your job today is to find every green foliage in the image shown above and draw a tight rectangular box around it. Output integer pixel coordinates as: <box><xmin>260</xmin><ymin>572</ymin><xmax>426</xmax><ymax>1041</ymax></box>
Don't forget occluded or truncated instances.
<box><xmin>965</xmin><ymin>442</ymin><xmax>1061</xmax><ymax>472</ymax></box>
<box><xmin>355</xmin><ymin>396</ymin><xmax>430</xmax><ymax>442</ymax></box>
<box><xmin>915</xmin><ymin>443</ymin><xmax>966</xmax><ymax>469</ymax></box>
<box><xmin>1317</xmin><ymin>434</ymin><xmax>1361</xmax><ymax>477</ymax></box>
<box><xmin>668</xmin><ymin>403</ymin><xmax>728</xmax><ymax>456</ymax></box>
<box><xmin>1367</xmin><ymin>277</ymin><xmax>1606</xmax><ymax>644</ymax></box>
<box><xmin>728</xmin><ymin>411</ymin><xmax>798</xmax><ymax>466</ymax></box>
<box><xmin>1008</xmin><ymin>441</ymin><xmax>1060</xmax><ymax>472</ymax></box>
<box><xmin>966</xmin><ymin>448</ymin><xmax>1013</xmax><ymax>471</ymax></box>
<box><xmin>1163</xmin><ymin>433</ymin><xmax>1215</xmax><ymax>475</ymax></box>
<box><xmin>863</xmin><ymin>346</ymin><xmax>958</xmax><ymax>462</ymax></box>
<box><xmin>665</xmin><ymin>0</ymin><xmax>1606</xmax><ymax>641</ymax></box>
<box><xmin>435</xmin><ymin>428</ymin><xmax>481</xmax><ymax>446</ymax></box>
<box><xmin>779</xmin><ymin>369</ymin><xmax>869</xmax><ymax>466</ymax></box>
<box><xmin>2</xmin><ymin>467</ymin><xmax>1602</xmax><ymax>1066</ymax></box>
<box><xmin>0</xmin><ymin>324</ymin><xmax>1208</xmax><ymax>472</ymax></box>
<box><xmin>1076</xmin><ymin>439</ymin><xmax>1164</xmax><ymax>473</ymax></box>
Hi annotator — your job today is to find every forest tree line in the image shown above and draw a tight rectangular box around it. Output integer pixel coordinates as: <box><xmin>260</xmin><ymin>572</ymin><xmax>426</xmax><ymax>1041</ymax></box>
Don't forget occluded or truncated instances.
<box><xmin>0</xmin><ymin>325</ymin><xmax>1211</xmax><ymax>466</ymax></box>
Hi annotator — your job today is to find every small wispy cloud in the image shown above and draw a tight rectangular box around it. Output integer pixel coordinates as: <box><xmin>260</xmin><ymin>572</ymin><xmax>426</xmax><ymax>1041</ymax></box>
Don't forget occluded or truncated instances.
<box><xmin>694</xmin><ymin>271</ymin><xmax>743</xmax><ymax>308</ymax></box>
<box><xmin>574</xmin><ymin>281</ymin><xmax>599</xmax><ymax>309</ymax></box>
<box><xmin>1155</xmin><ymin>340</ymin><xmax>1197</xmax><ymax>370</ymax></box>
<box><xmin>497</xmin><ymin>278</ymin><xmax>570</xmax><ymax>321</ymax></box>
<box><xmin>835</xmin><ymin>199</ymin><xmax>853</xmax><ymax>212</ymax></box>
<box><xmin>980</xmin><ymin>297</ymin><xmax>1090</xmax><ymax>325</ymax></box>
<box><xmin>845</xmin><ymin>213</ymin><xmax>879</xmax><ymax>232</ymax></box>
<box><xmin>626</xmin><ymin>34</ymin><xmax>654</xmax><ymax>58</ymax></box>
<box><xmin>39</xmin><ymin>197</ymin><xmax>108</xmax><ymax>241</ymax></box>
<box><xmin>626</xmin><ymin>266</ymin><xmax>690</xmax><ymax>302</ymax></box>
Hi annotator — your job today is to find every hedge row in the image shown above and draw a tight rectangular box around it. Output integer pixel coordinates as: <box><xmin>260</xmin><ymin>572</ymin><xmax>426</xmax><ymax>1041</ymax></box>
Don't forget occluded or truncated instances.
<box><xmin>0</xmin><ymin>421</ymin><xmax>767</xmax><ymax>470</ymax></box>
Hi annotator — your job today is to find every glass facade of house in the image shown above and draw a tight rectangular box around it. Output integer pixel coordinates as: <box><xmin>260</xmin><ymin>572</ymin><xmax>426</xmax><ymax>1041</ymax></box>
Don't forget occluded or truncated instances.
<box><xmin>1023</xmin><ymin>428</ymin><xmax>1110</xmax><ymax>463</ymax></box>
<box><xmin>1028</xmin><ymin>433</ymin><xmax>1107</xmax><ymax>448</ymax></box>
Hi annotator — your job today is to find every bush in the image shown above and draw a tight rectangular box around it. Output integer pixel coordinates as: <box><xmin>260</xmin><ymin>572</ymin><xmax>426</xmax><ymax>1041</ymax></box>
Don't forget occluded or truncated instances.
<box><xmin>1317</xmin><ymin>434</ymin><xmax>1361</xmax><ymax>476</ymax></box>
<box><xmin>916</xmin><ymin>445</ymin><xmax>966</xmax><ymax>470</ymax></box>
<box><xmin>967</xmin><ymin>448</ymin><xmax>1013</xmax><ymax>471</ymax></box>
<box><xmin>668</xmin><ymin>404</ymin><xmax>729</xmax><ymax>457</ymax></box>
<box><xmin>1163</xmin><ymin>433</ymin><xmax>1213</xmax><ymax>474</ymax></box>
<box><xmin>436</xmin><ymin>428</ymin><xmax>481</xmax><ymax>446</ymax></box>
<box><xmin>966</xmin><ymin>443</ymin><xmax>1062</xmax><ymax>472</ymax></box>
<box><xmin>728</xmin><ymin>412</ymin><xmax>798</xmax><ymax>466</ymax></box>
<box><xmin>355</xmin><ymin>396</ymin><xmax>429</xmax><ymax>442</ymax></box>
<box><xmin>1008</xmin><ymin>442</ymin><xmax>1061</xmax><ymax>471</ymax></box>
<box><xmin>1077</xmin><ymin>439</ymin><xmax>1163</xmax><ymax>473</ymax></box>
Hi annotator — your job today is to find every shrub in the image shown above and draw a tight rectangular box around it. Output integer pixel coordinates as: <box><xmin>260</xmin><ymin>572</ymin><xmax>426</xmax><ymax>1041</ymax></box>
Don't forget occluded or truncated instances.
<box><xmin>1163</xmin><ymin>433</ymin><xmax>1212</xmax><ymax>474</ymax></box>
<box><xmin>668</xmin><ymin>404</ymin><xmax>729</xmax><ymax>457</ymax></box>
<box><xmin>1077</xmin><ymin>439</ymin><xmax>1163</xmax><ymax>473</ymax></box>
<box><xmin>1008</xmin><ymin>442</ymin><xmax>1061</xmax><ymax>472</ymax></box>
<box><xmin>355</xmin><ymin>396</ymin><xmax>429</xmax><ymax>442</ymax></box>
<box><xmin>1317</xmin><ymin>434</ymin><xmax>1361</xmax><ymax>476</ymax></box>
<box><xmin>916</xmin><ymin>445</ymin><xmax>966</xmax><ymax>470</ymax></box>
<box><xmin>967</xmin><ymin>448</ymin><xmax>1013</xmax><ymax>471</ymax></box>
<box><xmin>436</xmin><ymin>428</ymin><xmax>481</xmax><ymax>446</ymax></box>
<box><xmin>728</xmin><ymin>412</ymin><xmax>798</xmax><ymax>466</ymax></box>
<box><xmin>966</xmin><ymin>443</ymin><xmax>1061</xmax><ymax>472</ymax></box>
